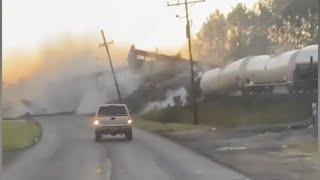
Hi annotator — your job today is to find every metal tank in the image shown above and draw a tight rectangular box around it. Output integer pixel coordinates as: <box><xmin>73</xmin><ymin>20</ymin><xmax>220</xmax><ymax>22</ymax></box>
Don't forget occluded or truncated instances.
<box><xmin>295</xmin><ymin>45</ymin><xmax>318</xmax><ymax>64</ymax></box>
<box><xmin>245</xmin><ymin>55</ymin><xmax>270</xmax><ymax>84</ymax></box>
<box><xmin>293</xmin><ymin>45</ymin><xmax>318</xmax><ymax>92</ymax></box>
<box><xmin>199</xmin><ymin>46</ymin><xmax>318</xmax><ymax>95</ymax></box>
<box><xmin>199</xmin><ymin>68</ymin><xmax>221</xmax><ymax>94</ymax></box>
<box><xmin>218</xmin><ymin>57</ymin><xmax>251</xmax><ymax>92</ymax></box>
<box><xmin>200</xmin><ymin>57</ymin><xmax>251</xmax><ymax>94</ymax></box>
<box><xmin>262</xmin><ymin>49</ymin><xmax>300</xmax><ymax>84</ymax></box>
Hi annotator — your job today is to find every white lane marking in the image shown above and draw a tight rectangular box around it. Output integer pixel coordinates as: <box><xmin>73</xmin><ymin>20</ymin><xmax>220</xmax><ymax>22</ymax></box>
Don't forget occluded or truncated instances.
<box><xmin>106</xmin><ymin>158</ymin><xmax>112</xmax><ymax>180</ymax></box>
<box><xmin>258</xmin><ymin>133</ymin><xmax>281</xmax><ymax>137</ymax></box>
<box><xmin>96</xmin><ymin>168</ymin><xmax>102</xmax><ymax>173</ymax></box>
<box><xmin>216</xmin><ymin>147</ymin><xmax>248</xmax><ymax>151</ymax></box>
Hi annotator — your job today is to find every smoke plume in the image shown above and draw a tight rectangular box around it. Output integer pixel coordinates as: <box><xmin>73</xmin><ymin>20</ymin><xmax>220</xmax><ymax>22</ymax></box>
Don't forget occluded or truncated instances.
<box><xmin>141</xmin><ymin>87</ymin><xmax>188</xmax><ymax>114</ymax></box>
<box><xmin>2</xmin><ymin>35</ymin><xmax>141</xmax><ymax>118</ymax></box>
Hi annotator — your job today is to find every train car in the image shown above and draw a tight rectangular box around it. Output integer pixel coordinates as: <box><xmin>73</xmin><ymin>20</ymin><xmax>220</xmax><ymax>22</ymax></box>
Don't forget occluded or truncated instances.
<box><xmin>263</xmin><ymin>49</ymin><xmax>298</xmax><ymax>84</ymax></box>
<box><xmin>127</xmin><ymin>45</ymin><xmax>215</xmax><ymax>85</ymax></box>
<box><xmin>199</xmin><ymin>68</ymin><xmax>221</xmax><ymax>94</ymax></box>
<box><xmin>199</xmin><ymin>45</ymin><xmax>318</xmax><ymax>96</ymax></box>
<box><xmin>244</xmin><ymin>50</ymin><xmax>299</xmax><ymax>94</ymax></box>
<box><xmin>243</xmin><ymin>55</ymin><xmax>271</xmax><ymax>94</ymax></box>
<box><xmin>292</xmin><ymin>45</ymin><xmax>318</xmax><ymax>93</ymax></box>
<box><xmin>218</xmin><ymin>57</ymin><xmax>250</xmax><ymax>92</ymax></box>
<box><xmin>199</xmin><ymin>57</ymin><xmax>252</xmax><ymax>95</ymax></box>
<box><xmin>127</xmin><ymin>45</ymin><xmax>192</xmax><ymax>84</ymax></box>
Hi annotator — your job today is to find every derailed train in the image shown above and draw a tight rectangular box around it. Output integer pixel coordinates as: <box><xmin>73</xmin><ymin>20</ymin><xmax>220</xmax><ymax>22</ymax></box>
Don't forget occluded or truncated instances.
<box><xmin>199</xmin><ymin>45</ymin><xmax>318</xmax><ymax>95</ymax></box>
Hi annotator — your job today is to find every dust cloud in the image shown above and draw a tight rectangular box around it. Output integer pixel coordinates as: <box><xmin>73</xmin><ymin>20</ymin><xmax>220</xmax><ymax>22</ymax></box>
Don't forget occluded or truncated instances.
<box><xmin>2</xmin><ymin>34</ymin><xmax>141</xmax><ymax>118</ymax></box>
<box><xmin>141</xmin><ymin>87</ymin><xmax>188</xmax><ymax>114</ymax></box>
<box><xmin>3</xmin><ymin>34</ymin><xmax>196</xmax><ymax>118</ymax></box>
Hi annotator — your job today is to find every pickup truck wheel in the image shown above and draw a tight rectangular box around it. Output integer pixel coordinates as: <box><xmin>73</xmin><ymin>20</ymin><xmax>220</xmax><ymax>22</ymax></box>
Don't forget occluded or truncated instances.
<box><xmin>95</xmin><ymin>133</ymin><xmax>101</xmax><ymax>142</ymax></box>
<box><xmin>125</xmin><ymin>130</ymin><xmax>132</xmax><ymax>141</ymax></box>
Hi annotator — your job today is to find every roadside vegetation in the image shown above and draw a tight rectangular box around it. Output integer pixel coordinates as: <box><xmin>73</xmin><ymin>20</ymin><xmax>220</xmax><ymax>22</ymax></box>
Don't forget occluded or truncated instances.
<box><xmin>140</xmin><ymin>95</ymin><xmax>312</xmax><ymax>128</ymax></box>
<box><xmin>134</xmin><ymin>118</ymin><xmax>210</xmax><ymax>135</ymax></box>
<box><xmin>2</xmin><ymin>120</ymin><xmax>42</xmax><ymax>151</ymax></box>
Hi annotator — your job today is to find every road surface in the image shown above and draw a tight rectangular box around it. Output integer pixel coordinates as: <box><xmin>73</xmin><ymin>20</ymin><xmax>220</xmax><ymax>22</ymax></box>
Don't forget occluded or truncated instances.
<box><xmin>3</xmin><ymin>115</ymin><xmax>247</xmax><ymax>180</ymax></box>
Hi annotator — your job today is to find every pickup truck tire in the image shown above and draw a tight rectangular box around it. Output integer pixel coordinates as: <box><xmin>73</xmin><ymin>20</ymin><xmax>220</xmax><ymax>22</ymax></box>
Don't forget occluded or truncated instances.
<box><xmin>95</xmin><ymin>133</ymin><xmax>102</xmax><ymax>142</ymax></box>
<box><xmin>125</xmin><ymin>129</ymin><xmax>132</xmax><ymax>141</ymax></box>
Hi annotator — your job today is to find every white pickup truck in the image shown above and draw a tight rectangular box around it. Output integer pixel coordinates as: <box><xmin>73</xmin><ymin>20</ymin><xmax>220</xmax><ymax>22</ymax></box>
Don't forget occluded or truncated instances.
<box><xmin>93</xmin><ymin>104</ymin><xmax>133</xmax><ymax>141</ymax></box>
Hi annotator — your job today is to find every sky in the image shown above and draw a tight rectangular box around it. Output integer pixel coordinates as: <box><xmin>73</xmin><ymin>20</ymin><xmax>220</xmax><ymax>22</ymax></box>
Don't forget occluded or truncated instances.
<box><xmin>3</xmin><ymin>0</ymin><xmax>258</xmax><ymax>55</ymax></box>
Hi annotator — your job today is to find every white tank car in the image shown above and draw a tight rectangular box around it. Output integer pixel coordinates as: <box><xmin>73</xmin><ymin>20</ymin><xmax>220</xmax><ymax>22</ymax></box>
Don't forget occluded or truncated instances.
<box><xmin>292</xmin><ymin>45</ymin><xmax>318</xmax><ymax>92</ymax></box>
<box><xmin>263</xmin><ymin>49</ymin><xmax>300</xmax><ymax>84</ymax></box>
<box><xmin>245</xmin><ymin>55</ymin><xmax>270</xmax><ymax>84</ymax></box>
<box><xmin>200</xmin><ymin>68</ymin><xmax>221</xmax><ymax>94</ymax></box>
<box><xmin>199</xmin><ymin>45</ymin><xmax>318</xmax><ymax>95</ymax></box>
<box><xmin>295</xmin><ymin>45</ymin><xmax>318</xmax><ymax>64</ymax></box>
<box><xmin>218</xmin><ymin>57</ymin><xmax>251</xmax><ymax>92</ymax></box>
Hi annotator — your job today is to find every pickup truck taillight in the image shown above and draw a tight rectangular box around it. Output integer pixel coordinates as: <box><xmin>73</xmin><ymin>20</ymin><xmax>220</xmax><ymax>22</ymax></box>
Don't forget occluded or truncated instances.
<box><xmin>93</xmin><ymin>120</ymin><xmax>99</xmax><ymax>125</ymax></box>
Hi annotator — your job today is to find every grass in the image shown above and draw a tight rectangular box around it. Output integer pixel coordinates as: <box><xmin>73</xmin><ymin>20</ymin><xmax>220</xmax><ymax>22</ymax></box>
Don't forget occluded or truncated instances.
<box><xmin>2</xmin><ymin>120</ymin><xmax>42</xmax><ymax>151</ymax></box>
<box><xmin>134</xmin><ymin>118</ymin><xmax>209</xmax><ymax>135</ymax></box>
<box><xmin>291</xmin><ymin>143</ymin><xmax>318</xmax><ymax>153</ymax></box>
<box><xmin>141</xmin><ymin>94</ymin><xmax>313</xmax><ymax>128</ymax></box>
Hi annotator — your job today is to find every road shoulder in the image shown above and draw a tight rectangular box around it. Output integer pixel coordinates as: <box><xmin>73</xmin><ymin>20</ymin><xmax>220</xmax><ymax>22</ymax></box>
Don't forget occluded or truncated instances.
<box><xmin>135</xmin><ymin>119</ymin><xmax>319</xmax><ymax>180</ymax></box>
<box><xmin>2</xmin><ymin>119</ymin><xmax>42</xmax><ymax>167</ymax></box>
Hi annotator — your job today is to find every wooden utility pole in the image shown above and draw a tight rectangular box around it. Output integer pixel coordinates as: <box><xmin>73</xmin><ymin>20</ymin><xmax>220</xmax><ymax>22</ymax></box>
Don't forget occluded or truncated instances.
<box><xmin>167</xmin><ymin>0</ymin><xmax>204</xmax><ymax>125</ymax></box>
<box><xmin>99</xmin><ymin>30</ymin><xmax>123</xmax><ymax>103</ymax></box>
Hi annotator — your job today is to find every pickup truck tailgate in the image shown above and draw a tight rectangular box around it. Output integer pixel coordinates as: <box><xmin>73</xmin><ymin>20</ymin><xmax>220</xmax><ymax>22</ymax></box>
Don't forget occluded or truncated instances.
<box><xmin>98</xmin><ymin>116</ymin><xmax>128</xmax><ymax>125</ymax></box>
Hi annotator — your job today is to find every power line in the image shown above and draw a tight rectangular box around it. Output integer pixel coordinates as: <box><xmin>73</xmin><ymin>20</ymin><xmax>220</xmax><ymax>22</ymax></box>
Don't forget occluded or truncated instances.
<box><xmin>99</xmin><ymin>30</ymin><xmax>123</xmax><ymax>103</ymax></box>
<box><xmin>167</xmin><ymin>0</ymin><xmax>205</xmax><ymax>125</ymax></box>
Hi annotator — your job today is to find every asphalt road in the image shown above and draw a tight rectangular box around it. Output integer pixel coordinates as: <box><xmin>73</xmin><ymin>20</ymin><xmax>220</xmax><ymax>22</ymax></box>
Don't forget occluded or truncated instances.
<box><xmin>3</xmin><ymin>115</ymin><xmax>247</xmax><ymax>180</ymax></box>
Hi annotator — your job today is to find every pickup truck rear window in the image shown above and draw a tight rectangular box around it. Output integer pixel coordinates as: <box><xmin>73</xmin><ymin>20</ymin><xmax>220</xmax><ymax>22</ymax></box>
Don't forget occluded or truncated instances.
<box><xmin>98</xmin><ymin>105</ymin><xmax>127</xmax><ymax>117</ymax></box>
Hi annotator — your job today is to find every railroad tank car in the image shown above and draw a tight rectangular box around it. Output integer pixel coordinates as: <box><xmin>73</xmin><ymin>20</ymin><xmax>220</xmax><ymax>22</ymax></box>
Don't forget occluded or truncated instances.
<box><xmin>218</xmin><ymin>57</ymin><xmax>251</xmax><ymax>92</ymax></box>
<box><xmin>243</xmin><ymin>55</ymin><xmax>271</xmax><ymax>94</ymax></box>
<box><xmin>295</xmin><ymin>45</ymin><xmax>318</xmax><ymax>64</ymax></box>
<box><xmin>292</xmin><ymin>45</ymin><xmax>318</xmax><ymax>92</ymax></box>
<box><xmin>199</xmin><ymin>45</ymin><xmax>318</xmax><ymax>95</ymax></box>
<box><xmin>263</xmin><ymin>49</ymin><xmax>299</xmax><ymax>85</ymax></box>
<box><xmin>245</xmin><ymin>55</ymin><xmax>271</xmax><ymax>84</ymax></box>
<box><xmin>200</xmin><ymin>56</ymin><xmax>271</xmax><ymax>95</ymax></box>
<box><xmin>199</xmin><ymin>68</ymin><xmax>221</xmax><ymax>94</ymax></box>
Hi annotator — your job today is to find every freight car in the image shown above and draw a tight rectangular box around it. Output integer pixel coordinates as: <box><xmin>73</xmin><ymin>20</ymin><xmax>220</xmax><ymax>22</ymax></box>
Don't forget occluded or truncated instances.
<box><xmin>199</xmin><ymin>45</ymin><xmax>318</xmax><ymax>96</ymax></box>
<box><xmin>127</xmin><ymin>45</ymin><xmax>214</xmax><ymax>85</ymax></box>
<box><xmin>292</xmin><ymin>45</ymin><xmax>318</xmax><ymax>93</ymax></box>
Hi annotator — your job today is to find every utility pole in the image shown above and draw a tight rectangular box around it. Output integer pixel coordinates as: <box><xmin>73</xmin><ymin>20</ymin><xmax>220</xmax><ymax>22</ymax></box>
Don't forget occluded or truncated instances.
<box><xmin>99</xmin><ymin>30</ymin><xmax>123</xmax><ymax>103</ymax></box>
<box><xmin>167</xmin><ymin>0</ymin><xmax>204</xmax><ymax>125</ymax></box>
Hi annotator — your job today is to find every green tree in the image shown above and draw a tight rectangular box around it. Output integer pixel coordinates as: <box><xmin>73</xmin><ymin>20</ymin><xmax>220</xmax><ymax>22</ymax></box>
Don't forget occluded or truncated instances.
<box><xmin>197</xmin><ymin>10</ymin><xmax>228</xmax><ymax>63</ymax></box>
<box><xmin>195</xmin><ymin>0</ymin><xmax>318</xmax><ymax>64</ymax></box>
<box><xmin>226</xmin><ymin>3</ymin><xmax>255</xmax><ymax>58</ymax></box>
<box><xmin>267</xmin><ymin>0</ymin><xmax>318</xmax><ymax>48</ymax></box>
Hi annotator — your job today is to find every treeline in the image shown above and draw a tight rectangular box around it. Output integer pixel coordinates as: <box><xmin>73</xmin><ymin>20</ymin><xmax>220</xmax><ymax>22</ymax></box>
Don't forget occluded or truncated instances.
<box><xmin>192</xmin><ymin>0</ymin><xmax>319</xmax><ymax>65</ymax></box>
